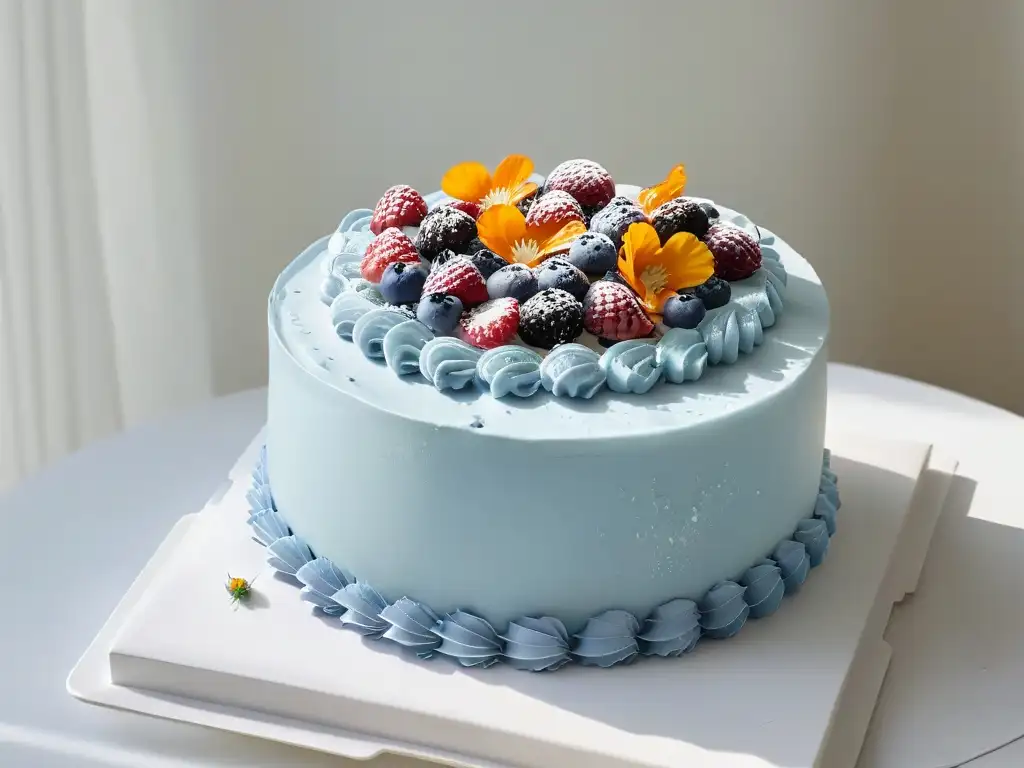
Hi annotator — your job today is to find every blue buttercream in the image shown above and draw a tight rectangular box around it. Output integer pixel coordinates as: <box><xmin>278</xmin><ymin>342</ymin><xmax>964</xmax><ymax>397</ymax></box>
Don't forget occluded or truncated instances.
<box><xmin>382</xmin><ymin>320</ymin><xmax>434</xmax><ymax>376</ymax></box>
<box><xmin>573</xmin><ymin>610</ymin><xmax>640</xmax><ymax>667</ymax></box>
<box><xmin>334</xmin><ymin>582</ymin><xmax>389</xmax><ymax>636</ymax></box>
<box><xmin>477</xmin><ymin>346</ymin><xmax>543</xmax><ymax>398</ymax></box>
<box><xmin>657</xmin><ymin>328</ymin><xmax>708</xmax><ymax>384</ymax></box>
<box><xmin>319</xmin><ymin>255</ymin><xmax>356</xmax><ymax>306</ymax></box>
<box><xmin>774</xmin><ymin>539</ymin><xmax>810</xmax><ymax>593</ymax></box>
<box><xmin>600</xmin><ymin>340</ymin><xmax>662</xmax><ymax>394</ymax></box>
<box><xmin>699</xmin><ymin>581</ymin><xmax>750</xmax><ymax>639</ymax></box>
<box><xmin>432</xmin><ymin>611</ymin><xmax>503</xmax><ymax>668</ymax></box>
<box><xmin>740</xmin><ymin>558</ymin><xmax>786</xmax><ymax>619</ymax></box>
<box><xmin>352</xmin><ymin>309</ymin><xmax>406</xmax><ymax>360</ymax></box>
<box><xmin>380</xmin><ymin>598</ymin><xmax>442</xmax><ymax>658</ymax></box>
<box><xmin>266</xmin><ymin>534</ymin><xmax>313</xmax><ymax>575</ymax></box>
<box><xmin>795</xmin><ymin>518</ymin><xmax>830</xmax><ymax>567</ymax></box>
<box><xmin>248</xmin><ymin>509</ymin><xmax>290</xmax><ymax>546</ymax></box>
<box><xmin>539</xmin><ymin>343</ymin><xmax>606</xmax><ymax>398</ymax></box>
<box><xmin>353</xmin><ymin>280</ymin><xmax>387</xmax><ymax>306</ymax></box>
<box><xmin>700</xmin><ymin>308</ymin><xmax>741</xmax><ymax>365</ymax></box>
<box><xmin>502</xmin><ymin>617</ymin><xmax>572</xmax><ymax>672</ymax></box>
<box><xmin>734</xmin><ymin>305</ymin><xmax>763</xmax><ymax>353</ymax></box>
<box><xmin>296</xmin><ymin>557</ymin><xmax>350</xmax><ymax>615</ymax></box>
<box><xmin>638</xmin><ymin>598</ymin><xmax>701</xmax><ymax>657</ymax></box>
<box><xmin>330</xmin><ymin>292</ymin><xmax>375</xmax><ymax>341</ymax></box>
<box><xmin>418</xmin><ymin>337</ymin><xmax>482</xmax><ymax>391</ymax></box>
<box><xmin>814</xmin><ymin>494</ymin><xmax>838</xmax><ymax>536</ymax></box>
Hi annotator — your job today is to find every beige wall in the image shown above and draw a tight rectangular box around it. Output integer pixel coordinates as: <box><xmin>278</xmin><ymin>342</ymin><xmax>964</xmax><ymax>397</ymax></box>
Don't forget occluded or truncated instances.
<box><xmin>86</xmin><ymin>0</ymin><xmax>1024</xmax><ymax>413</ymax></box>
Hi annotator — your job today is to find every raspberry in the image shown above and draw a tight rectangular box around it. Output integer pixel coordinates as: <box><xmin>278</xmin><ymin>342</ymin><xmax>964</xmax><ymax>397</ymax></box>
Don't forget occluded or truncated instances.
<box><xmin>445</xmin><ymin>200</ymin><xmax>483</xmax><ymax>220</ymax></box>
<box><xmin>415</xmin><ymin>207</ymin><xmax>477</xmax><ymax>261</ymax></box>
<box><xmin>650</xmin><ymin>197</ymin><xmax>710</xmax><ymax>244</ymax></box>
<box><xmin>421</xmin><ymin>257</ymin><xmax>488</xmax><ymax>306</ymax></box>
<box><xmin>582</xmin><ymin>280</ymin><xmax>655</xmax><ymax>340</ymax></box>
<box><xmin>518</xmin><ymin>288</ymin><xmax>585</xmax><ymax>349</ymax></box>
<box><xmin>458</xmin><ymin>298</ymin><xmax>520</xmax><ymax>349</ymax></box>
<box><xmin>369</xmin><ymin>185</ymin><xmax>428</xmax><ymax>235</ymax></box>
<box><xmin>704</xmin><ymin>223</ymin><xmax>762</xmax><ymax>281</ymax></box>
<box><xmin>524</xmin><ymin>190</ymin><xmax>585</xmax><ymax>228</ymax></box>
<box><xmin>360</xmin><ymin>228</ymin><xmax>421</xmax><ymax>282</ymax></box>
<box><xmin>543</xmin><ymin>159</ymin><xmax>616</xmax><ymax>209</ymax></box>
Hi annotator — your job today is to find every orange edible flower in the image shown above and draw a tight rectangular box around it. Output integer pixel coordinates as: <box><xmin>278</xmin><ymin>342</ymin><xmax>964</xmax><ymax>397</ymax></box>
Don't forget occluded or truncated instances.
<box><xmin>476</xmin><ymin>204</ymin><xmax>586</xmax><ymax>268</ymax></box>
<box><xmin>637</xmin><ymin>164</ymin><xmax>687</xmax><ymax>216</ymax></box>
<box><xmin>441</xmin><ymin>154</ymin><xmax>539</xmax><ymax>210</ymax></box>
<box><xmin>618</xmin><ymin>222</ymin><xmax>714</xmax><ymax>314</ymax></box>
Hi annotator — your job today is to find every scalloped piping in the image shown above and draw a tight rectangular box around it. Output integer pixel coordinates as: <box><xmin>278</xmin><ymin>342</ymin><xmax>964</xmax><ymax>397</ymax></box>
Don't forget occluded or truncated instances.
<box><xmin>319</xmin><ymin>197</ymin><xmax>788</xmax><ymax>401</ymax></box>
<box><xmin>245</xmin><ymin>447</ymin><xmax>839</xmax><ymax>671</ymax></box>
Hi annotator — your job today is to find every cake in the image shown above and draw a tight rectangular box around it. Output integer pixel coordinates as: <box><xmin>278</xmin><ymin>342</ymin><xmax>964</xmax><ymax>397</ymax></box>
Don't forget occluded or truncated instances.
<box><xmin>254</xmin><ymin>156</ymin><xmax>837</xmax><ymax>671</ymax></box>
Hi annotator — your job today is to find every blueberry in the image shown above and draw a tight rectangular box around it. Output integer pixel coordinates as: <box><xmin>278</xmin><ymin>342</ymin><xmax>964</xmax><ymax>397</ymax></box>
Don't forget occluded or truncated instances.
<box><xmin>468</xmin><ymin>248</ymin><xmax>507</xmax><ymax>279</ymax></box>
<box><xmin>698</xmin><ymin>201</ymin><xmax>720</xmax><ymax>220</ymax></box>
<box><xmin>416</xmin><ymin>292</ymin><xmax>464</xmax><ymax>335</ymax></box>
<box><xmin>535</xmin><ymin>257</ymin><xmax>590</xmax><ymax>301</ymax></box>
<box><xmin>379</xmin><ymin>262</ymin><xmax>427</xmax><ymax>305</ymax></box>
<box><xmin>567</xmin><ymin>232</ymin><xmax>618</xmax><ymax>275</ymax></box>
<box><xmin>589</xmin><ymin>203</ymin><xmax>647</xmax><ymax>250</ymax></box>
<box><xmin>486</xmin><ymin>263</ymin><xmax>539</xmax><ymax>303</ymax></box>
<box><xmin>662</xmin><ymin>294</ymin><xmax>707</xmax><ymax>329</ymax></box>
<box><xmin>687</xmin><ymin>276</ymin><xmax>732</xmax><ymax>310</ymax></box>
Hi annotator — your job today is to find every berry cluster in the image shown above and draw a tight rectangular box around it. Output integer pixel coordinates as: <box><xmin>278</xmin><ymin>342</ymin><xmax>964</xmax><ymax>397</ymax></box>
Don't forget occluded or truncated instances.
<box><xmin>357</xmin><ymin>161</ymin><xmax>764</xmax><ymax>351</ymax></box>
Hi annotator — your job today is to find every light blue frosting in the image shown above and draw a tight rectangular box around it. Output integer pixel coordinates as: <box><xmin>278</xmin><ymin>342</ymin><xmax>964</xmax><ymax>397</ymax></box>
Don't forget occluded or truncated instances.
<box><xmin>296</xmin><ymin>557</ymin><xmax>350</xmax><ymax>615</ymax></box>
<box><xmin>699</xmin><ymin>581</ymin><xmax>750</xmax><ymax>639</ymax></box>
<box><xmin>657</xmin><ymin>328</ymin><xmax>708</xmax><ymax>384</ymax></box>
<box><xmin>352</xmin><ymin>309</ymin><xmax>406</xmax><ymax>360</ymax></box>
<box><xmin>330</xmin><ymin>292</ymin><xmax>374</xmax><ymax>340</ymax></box>
<box><xmin>740</xmin><ymin>559</ymin><xmax>785</xmax><ymax>619</ymax></box>
<box><xmin>314</xmin><ymin>196</ymin><xmax>789</xmax><ymax>401</ymax></box>
<box><xmin>539</xmin><ymin>343</ymin><xmax>606</xmax><ymax>398</ymax></box>
<box><xmin>432</xmin><ymin>611</ymin><xmax>503</xmax><ymax>668</ymax></box>
<box><xmin>247</xmin><ymin>447</ymin><xmax>838</xmax><ymax>670</ymax></box>
<box><xmin>476</xmin><ymin>346</ymin><xmax>542</xmax><ymax>398</ymax></box>
<box><xmin>380</xmin><ymin>598</ymin><xmax>442</xmax><ymax>658</ymax></box>
<box><xmin>335</xmin><ymin>582</ymin><xmax>389</xmax><ymax>636</ymax></box>
<box><xmin>383</xmin><ymin>320</ymin><xmax>434</xmax><ymax>376</ymax></box>
<box><xmin>502</xmin><ymin>617</ymin><xmax>572</xmax><ymax>672</ymax></box>
<box><xmin>418</xmin><ymin>337</ymin><xmax>482</xmax><ymax>391</ymax></box>
<box><xmin>637</xmin><ymin>598</ymin><xmax>701</xmax><ymax>657</ymax></box>
<box><xmin>573</xmin><ymin>610</ymin><xmax>640</xmax><ymax>667</ymax></box>
<box><xmin>773</xmin><ymin>539</ymin><xmax>811</xmax><ymax>593</ymax></box>
<box><xmin>599</xmin><ymin>340</ymin><xmax>662</xmax><ymax>394</ymax></box>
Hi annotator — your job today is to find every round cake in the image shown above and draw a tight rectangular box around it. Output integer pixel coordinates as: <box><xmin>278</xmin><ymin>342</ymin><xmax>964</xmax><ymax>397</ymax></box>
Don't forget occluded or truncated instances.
<box><xmin>257</xmin><ymin>157</ymin><xmax>835</xmax><ymax>670</ymax></box>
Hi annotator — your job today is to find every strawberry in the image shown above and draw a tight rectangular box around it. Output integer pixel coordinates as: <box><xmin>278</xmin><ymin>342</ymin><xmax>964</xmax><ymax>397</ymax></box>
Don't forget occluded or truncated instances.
<box><xmin>524</xmin><ymin>190</ymin><xmax>585</xmax><ymax>228</ymax></box>
<box><xmin>582</xmin><ymin>280</ymin><xmax>655</xmax><ymax>340</ymax></box>
<box><xmin>543</xmin><ymin>159</ymin><xmax>616</xmax><ymax>209</ymax></box>
<box><xmin>421</xmin><ymin>257</ymin><xmax>488</xmax><ymax>306</ymax></box>
<box><xmin>360</xmin><ymin>228</ymin><xmax>421</xmax><ymax>283</ymax></box>
<box><xmin>704</xmin><ymin>223</ymin><xmax>762</xmax><ymax>282</ymax></box>
<box><xmin>458</xmin><ymin>298</ymin><xmax>520</xmax><ymax>349</ymax></box>
<box><xmin>445</xmin><ymin>200</ymin><xmax>483</xmax><ymax>220</ymax></box>
<box><xmin>370</xmin><ymin>185</ymin><xmax>428</xmax><ymax>235</ymax></box>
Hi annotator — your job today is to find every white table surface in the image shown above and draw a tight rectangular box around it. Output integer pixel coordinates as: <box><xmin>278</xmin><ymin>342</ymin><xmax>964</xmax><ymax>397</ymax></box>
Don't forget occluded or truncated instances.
<box><xmin>1</xmin><ymin>363</ymin><xmax>1022</xmax><ymax>768</ymax></box>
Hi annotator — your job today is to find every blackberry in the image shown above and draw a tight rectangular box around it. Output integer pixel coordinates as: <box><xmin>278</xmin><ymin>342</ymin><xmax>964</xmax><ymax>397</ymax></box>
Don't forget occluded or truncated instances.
<box><xmin>651</xmin><ymin>197</ymin><xmax>710</xmax><ymax>244</ymax></box>
<box><xmin>414</xmin><ymin>206</ymin><xmax>477</xmax><ymax>261</ymax></box>
<box><xmin>430</xmin><ymin>249</ymin><xmax>459</xmax><ymax>272</ymax></box>
<box><xmin>517</xmin><ymin>190</ymin><xmax>538</xmax><ymax>217</ymax></box>
<box><xmin>685</xmin><ymin>276</ymin><xmax>732</xmax><ymax>310</ymax></box>
<box><xmin>518</xmin><ymin>288</ymin><xmax>585</xmax><ymax>349</ymax></box>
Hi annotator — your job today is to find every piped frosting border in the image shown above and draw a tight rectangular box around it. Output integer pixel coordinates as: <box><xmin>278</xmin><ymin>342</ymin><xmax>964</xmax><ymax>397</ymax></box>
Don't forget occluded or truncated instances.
<box><xmin>246</xmin><ymin>447</ymin><xmax>839</xmax><ymax>671</ymax></box>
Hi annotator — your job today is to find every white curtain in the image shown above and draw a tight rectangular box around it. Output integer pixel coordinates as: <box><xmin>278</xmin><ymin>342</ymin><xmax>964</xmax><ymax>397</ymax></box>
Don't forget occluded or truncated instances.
<box><xmin>0</xmin><ymin>0</ymin><xmax>215</xmax><ymax>488</ymax></box>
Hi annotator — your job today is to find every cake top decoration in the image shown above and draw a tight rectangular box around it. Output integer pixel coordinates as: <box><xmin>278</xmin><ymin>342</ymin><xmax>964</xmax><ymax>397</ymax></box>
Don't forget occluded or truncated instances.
<box><xmin>618</xmin><ymin>222</ymin><xmax>714</xmax><ymax>314</ymax></box>
<box><xmin>476</xmin><ymin>204</ymin><xmax>586</xmax><ymax>267</ymax></box>
<box><xmin>441</xmin><ymin>154</ymin><xmax>538</xmax><ymax>210</ymax></box>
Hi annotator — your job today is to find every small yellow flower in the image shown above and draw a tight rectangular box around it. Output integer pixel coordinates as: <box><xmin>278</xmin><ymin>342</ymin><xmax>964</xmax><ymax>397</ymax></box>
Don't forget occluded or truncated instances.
<box><xmin>618</xmin><ymin>221</ymin><xmax>714</xmax><ymax>314</ymax></box>
<box><xmin>476</xmin><ymin>204</ymin><xmax>586</xmax><ymax>268</ymax></box>
<box><xmin>637</xmin><ymin>164</ymin><xmax>688</xmax><ymax>216</ymax></box>
<box><xmin>441</xmin><ymin>154</ymin><xmax>539</xmax><ymax>210</ymax></box>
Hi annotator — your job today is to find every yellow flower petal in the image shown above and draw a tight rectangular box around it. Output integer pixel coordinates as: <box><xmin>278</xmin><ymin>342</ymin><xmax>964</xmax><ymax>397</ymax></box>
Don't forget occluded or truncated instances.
<box><xmin>509</xmin><ymin>180</ymin><xmax>539</xmax><ymax>205</ymax></box>
<box><xmin>476</xmin><ymin>204</ymin><xmax>528</xmax><ymax>263</ymax></box>
<box><xmin>442</xmin><ymin>162</ymin><xmax>492</xmax><ymax>203</ymax></box>
<box><xmin>659</xmin><ymin>232</ymin><xmax>715</xmax><ymax>291</ymax></box>
<box><xmin>638</xmin><ymin>163</ymin><xmax>687</xmax><ymax>216</ymax></box>
<box><xmin>492</xmin><ymin>155</ymin><xmax>534</xmax><ymax>191</ymax></box>
<box><xmin>536</xmin><ymin>220</ymin><xmax>587</xmax><ymax>264</ymax></box>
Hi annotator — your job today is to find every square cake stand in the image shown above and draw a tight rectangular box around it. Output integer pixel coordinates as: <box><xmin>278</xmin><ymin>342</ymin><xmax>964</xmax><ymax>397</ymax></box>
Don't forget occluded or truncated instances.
<box><xmin>68</xmin><ymin>428</ymin><xmax>956</xmax><ymax>768</ymax></box>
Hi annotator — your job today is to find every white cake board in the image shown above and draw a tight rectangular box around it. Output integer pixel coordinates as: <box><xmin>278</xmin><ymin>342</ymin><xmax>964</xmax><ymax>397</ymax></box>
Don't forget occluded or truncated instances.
<box><xmin>68</xmin><ymin>428</ymin><xmax>956</xmax><ymax>768</ymax></box>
